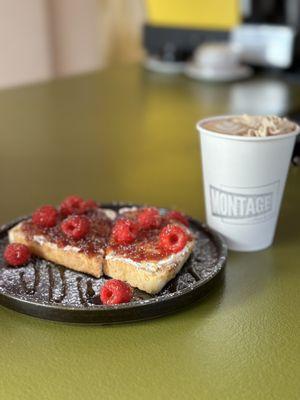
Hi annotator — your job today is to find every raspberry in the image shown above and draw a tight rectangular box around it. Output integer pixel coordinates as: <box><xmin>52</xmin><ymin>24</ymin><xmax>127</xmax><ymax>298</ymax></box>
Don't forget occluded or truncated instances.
<box><xmin>60</xmin><ymin>195</ymin><xmax>84</xmax><ymax>216</ymax></box>
<box><xmin>32</xmin><ymin>205</ymin><xmax>58</xmax><ymax>228</ymax></box>
<box><xmin>166</xmin><ymin>210</ymin><xmax>189</xmax><ymax>227</ymax></box>
<box><xmin>100</xmin><ymin>279</ymin><xmax>133</xmax><ymax>305</ymax></box>
<box><xmin>138</xmin><ymin>207</ymin><xmax>161</xmax><ymax>229</ymax></box>
<box><xmin>61</xmin><ymin>215</ymin><xmax>90</xmax><ymax>240</ymax></box>
<box><xmin>4</xmin><ymin>243</ymin><xmax>31</xmax><ymax>266</ymax></box>
<box><xmin>80</xmin><ymin>199</ymin><xmax>98</xmax><ymax>213</ymax></box>
<box><xmin>159</xmin><ymin>224</ymin><xmax>188</xmax><ymax>254</ymax></box>
<box><xmin>112</xmin><ymin>219</ymin><xmax>138</xmax><ymax>245</ymax></box>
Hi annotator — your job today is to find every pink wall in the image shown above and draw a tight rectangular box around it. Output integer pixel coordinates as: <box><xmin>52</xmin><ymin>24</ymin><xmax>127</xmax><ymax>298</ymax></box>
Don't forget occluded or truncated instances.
<box><xmin>0</xmin><ymin>0</ymin><xmax>144</xmax><ymax>89</ymax></box>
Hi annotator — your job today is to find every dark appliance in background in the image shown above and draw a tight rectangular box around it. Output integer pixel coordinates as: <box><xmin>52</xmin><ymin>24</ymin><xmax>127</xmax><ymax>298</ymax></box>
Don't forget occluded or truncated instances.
<box><xmin>235</xmin><ymin>0</ymin><xmax>300</xmax><ymax>70</ymax></box>
<box><xmin>143</xmin><ymin>0</ymin><xmax>300</xmax><ymax>68</ymax></box>
<box><xmin>231</xmin><ymin>0</ymin><xmax>300</xmax><ymax>163</ymax></box>
<box><xmin>143</xmin><ymin>0</ymin><xmax>300</xmax><ymax>163</ymax></box>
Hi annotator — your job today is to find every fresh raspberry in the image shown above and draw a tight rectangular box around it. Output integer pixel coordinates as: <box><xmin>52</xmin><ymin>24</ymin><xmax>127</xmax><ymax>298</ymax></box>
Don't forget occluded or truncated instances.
<box><xmin>100</xmin><ymin>279</ymin><xmax>133</xmax><ymax>305</ymax></box>
<box><xmin>4</xmin><ymin>243</ymin><xmax>31</xmax><ymax>266</ymax></box>
<box><xmin>32</xmin><ymin>205</ymin><xmax>58</xmax><ymax>228</ymax></box>
<box><xmin>138</xmin><ymin>207</ymin><xmax>161</xmax><ymax>229</ymax></box>
<box><xmin>111</xmin><ymin>219</ymin><xmax>138</xmax><ymax>245</ymax></box>
<box><xmin>159</xmin><ymin>224</ymin><xmax>188</xmax><ymax>254</ymax></box>
<box><xmin>166</xmin><ymin>210</ymin><xmax>189</xmax><ymax>227</ymax></box>
<box><xmin>61</xmin><ymin>215</ymin><xmax>90</xmax><ymax>240</ymax></box>
<box><xmin>60</xmin><ymin>195</ymin><xmax>84</xmax><ymax>216</ymax></box>
<box><xmin>80</xmin><ymin>199</ymin><xmax>98</xmax><ymax>213</ymax></box>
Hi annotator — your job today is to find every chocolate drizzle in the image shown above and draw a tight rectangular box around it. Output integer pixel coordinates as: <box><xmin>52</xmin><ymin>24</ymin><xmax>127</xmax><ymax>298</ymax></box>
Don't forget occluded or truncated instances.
<box><xmin>19</xmin><ymin>271</ymin><xmax>34</xmax><ymax>295</ymax></box>
<box><xmin>48</xmin><ymin>267</ymin><xmax>54</xmax><ymax>301</ymax></box>
<box><xmin>19</xmin><ymin>264</ymin><xmax>41</xmax><ymax>295</ymax></box>
<box><xmin>57</xmin><ymin>268</ymin><xmax>67</xmax><ymax>303</ymax></box>
<box><xmin>86</xmin><ymin>279</ymin><xmax>95</xmax><ymax>298</ymax></box>
<box><xmin>76</xmin><ymin>277</ymin><xmax>87</xmax><ymax>306</ymax></box>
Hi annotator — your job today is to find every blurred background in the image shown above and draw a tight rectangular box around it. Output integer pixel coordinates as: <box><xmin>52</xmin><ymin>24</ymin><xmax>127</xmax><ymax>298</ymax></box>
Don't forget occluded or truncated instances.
<box><xmin>1</xmin><ymin>0</ymin><xmax>300</xmax><ymax>87</ymax></box>
<box><xmin>0</xmin><ymin>0</ymin><xmax>299</xmax><ymax>166</ymax></box>
<box><xmin>0</xmin><ymin>0</ymin><xmax>145</xmax><ymax>88</ymax></box>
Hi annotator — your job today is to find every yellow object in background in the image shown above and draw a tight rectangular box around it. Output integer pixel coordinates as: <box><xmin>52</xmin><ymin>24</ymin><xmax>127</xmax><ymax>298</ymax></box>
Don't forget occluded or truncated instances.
<box><xmin>146</xmin><ymin>0</ymin><xmax>240</xmax><ymax>30</ymax></box>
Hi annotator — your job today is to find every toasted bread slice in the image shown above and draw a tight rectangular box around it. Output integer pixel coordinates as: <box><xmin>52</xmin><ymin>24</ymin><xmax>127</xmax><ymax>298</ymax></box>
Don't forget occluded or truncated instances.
<box><xmin>104</xmin><ymin>240</ymin><xmax>195</xmax><ymax>294</ymax></box>
<box><xmin>9</xmin><ymin>222</ymin><xmax>104</xmax><ymax>277</ymax></box>
<box><xmin>104</xmin><ymin>206</ymin><xmax>195</xmax><ymax>293</ymax></box>
<box><xmin>8</xmin><ymin>208</ymin><xmax>116</xmax><ymax>278</ymax></box>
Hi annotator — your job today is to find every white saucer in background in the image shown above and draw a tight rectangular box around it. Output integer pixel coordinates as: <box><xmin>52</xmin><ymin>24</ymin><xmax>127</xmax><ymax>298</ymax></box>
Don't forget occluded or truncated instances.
<box><xmin>184</xmin><ymin>63</ymin><xmax>253</xmax><ymax>82</ymax></box>
<box><xmin>185</xmin><ymin>41</ymin><xmax>253</xmax><ymax>82</ymax></box>
<box><xmin>144</xmin><ymin>56</ymin><xmax>186</xmax><ymax>74</ymax></box>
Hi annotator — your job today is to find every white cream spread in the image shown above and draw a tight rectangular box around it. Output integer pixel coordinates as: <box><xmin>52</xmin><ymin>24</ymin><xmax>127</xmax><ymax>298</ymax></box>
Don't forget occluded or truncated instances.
<box><xmin>106</xmin><ymin>241</ymin><xmax>194</xmax><ymax>272</ymax></box>
<box><xmin>33</xmin><ymin>235</ymin><xmax>46</xmax><ymax>245</ymax></box>
<box><xmin>63</xmin><ymin>245</ymin><xmax>81</xmax><ymax>253</ymax></box>
<box><xmin>33</xmin><ymin>235</ymin><xmax>78</xmax><ymax>253</ymax></box>
<box><xmin>204</xmin><ymin>115</ymin><xmax>297</xmax><ymax>137</ymax></box>
<box><xmin>119</xmin><ymin>207</ymin><xmax>138</xmax><ymax>214</ymax></box>
<box><xmin>101</xmin><ymin>208</ymin><xmax>117</xmax><ymax>220</ymax></box>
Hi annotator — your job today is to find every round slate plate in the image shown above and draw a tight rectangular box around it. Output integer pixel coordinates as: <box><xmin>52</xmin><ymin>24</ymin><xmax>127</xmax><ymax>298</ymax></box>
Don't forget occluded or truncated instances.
<box><xmin>0</xmin><ymin>204</ymin><xmax>227</xmax><ymax>324</ymax></box>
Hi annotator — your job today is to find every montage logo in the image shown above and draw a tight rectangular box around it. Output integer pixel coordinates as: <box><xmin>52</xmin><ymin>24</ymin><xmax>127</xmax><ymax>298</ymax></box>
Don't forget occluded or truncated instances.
<box><xmin>209</xmin><ymin>182</ymin><xmax>279</xmax><ymax>225</ymax></box>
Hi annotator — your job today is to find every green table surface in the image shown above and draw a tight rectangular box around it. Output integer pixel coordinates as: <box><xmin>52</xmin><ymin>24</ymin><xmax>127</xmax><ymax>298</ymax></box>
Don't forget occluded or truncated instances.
<box><xmin>0</xmin><ymin>65</ymin><xmax>299</xmax><ymax>400</ymax></box>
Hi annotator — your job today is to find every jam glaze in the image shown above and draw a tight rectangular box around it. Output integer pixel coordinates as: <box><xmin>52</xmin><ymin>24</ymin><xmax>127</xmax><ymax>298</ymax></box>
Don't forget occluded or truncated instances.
<box><xmin>21</xmin><ymin>208</ymin><xmax>114</xmax><ymax>257</ymax></box>
<box><xmin>108</xmin><ymin>209</ymin><xmax>193</xmax><ymax>263</ymax></box>
<box><xmin>21</xmin><ymin>206</ymin><xmax>193</xmax><ymax>263</ymax></box>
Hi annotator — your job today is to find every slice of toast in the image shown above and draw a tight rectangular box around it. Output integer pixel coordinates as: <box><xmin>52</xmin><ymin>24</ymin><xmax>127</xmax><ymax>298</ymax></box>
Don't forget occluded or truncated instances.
<box><xmin>104</xmin><ymin>207</ymin><xmax>195</xmax><ymax>294</ymax></box>
<box><xmin>104</xmin><ymin>240</ymin><xmax>194</xmax><ymax>294</ymax></box>
<box><xmin>8</xmin><ymin>208</ymin><xmax>116</xmax><ymax>278</ymax></box>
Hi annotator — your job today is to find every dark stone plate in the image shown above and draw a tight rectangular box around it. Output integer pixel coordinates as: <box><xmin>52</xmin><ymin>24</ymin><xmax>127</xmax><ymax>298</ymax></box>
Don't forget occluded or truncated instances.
<box><xmin>0</xmin><ymin>204</ymin><xmax>227</xmax><ymax>324</ymax></box>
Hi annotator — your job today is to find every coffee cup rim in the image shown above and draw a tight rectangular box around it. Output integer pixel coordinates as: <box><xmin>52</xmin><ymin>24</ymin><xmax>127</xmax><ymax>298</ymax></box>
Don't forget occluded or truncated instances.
<box><xmin>196</xmin><ymin>114</ymin><xmax>300</xmax><ymax>142</ymax></box>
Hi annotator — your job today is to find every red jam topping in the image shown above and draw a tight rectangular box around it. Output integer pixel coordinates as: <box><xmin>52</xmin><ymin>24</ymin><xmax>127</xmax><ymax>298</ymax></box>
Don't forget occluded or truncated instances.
<box><xmin>22</xmin><ymin>208</ymin><xmax>113</xmax><ymax>257</ymax></box>
<box><xmin>109</xmin><ymin>208</ymin><xmax>192</xmax><ymax>262</ymax></box>
<box><xmin>21</xmin><ymin>205</ymin><xmax>192</xmax><ymax>263</ymax></box>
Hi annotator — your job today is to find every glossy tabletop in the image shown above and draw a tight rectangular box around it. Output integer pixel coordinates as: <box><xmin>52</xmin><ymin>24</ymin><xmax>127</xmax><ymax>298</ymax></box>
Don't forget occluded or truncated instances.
<box><xmin>0</xmin><ymin>65</ymin><xmax>299</xmax><ymax>400</ymax></box>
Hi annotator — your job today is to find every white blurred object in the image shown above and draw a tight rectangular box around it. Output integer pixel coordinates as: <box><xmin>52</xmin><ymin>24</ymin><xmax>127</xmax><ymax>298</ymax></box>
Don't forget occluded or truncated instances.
<box><xmin>185</xmin><ymin>42</ymin><xmax>253</xmax><ymax>82</ymax></box>
<box><xmin>193</xmin><ymin>42</ymin><xmax>240</xmax><ymax>71</ymax></box>
<box><xmin>144</xmin><ymin>57</ymin><xmax>185</xmax><ymax>74</ymax></box>
<box><xmin>229</xmin><ymin>81</ymin><xmax>289</xmax><ymax>116</ymax></box>
<box><xmin>231</xmin><ymin>24</ymin><xmax>295</xmax><ymax>69</ymax></box>
<box><xmin>185</xmin><ymin>64</ymin><xmax>252</xmax><ymax>82</ymax></box>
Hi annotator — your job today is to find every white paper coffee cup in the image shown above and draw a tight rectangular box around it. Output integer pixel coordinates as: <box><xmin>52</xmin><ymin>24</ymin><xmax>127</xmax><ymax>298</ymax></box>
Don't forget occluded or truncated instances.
<box><xmin>196</xmin><ymin>115</ymin><xmax>299</xmax><ymax>251</ymax></box>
